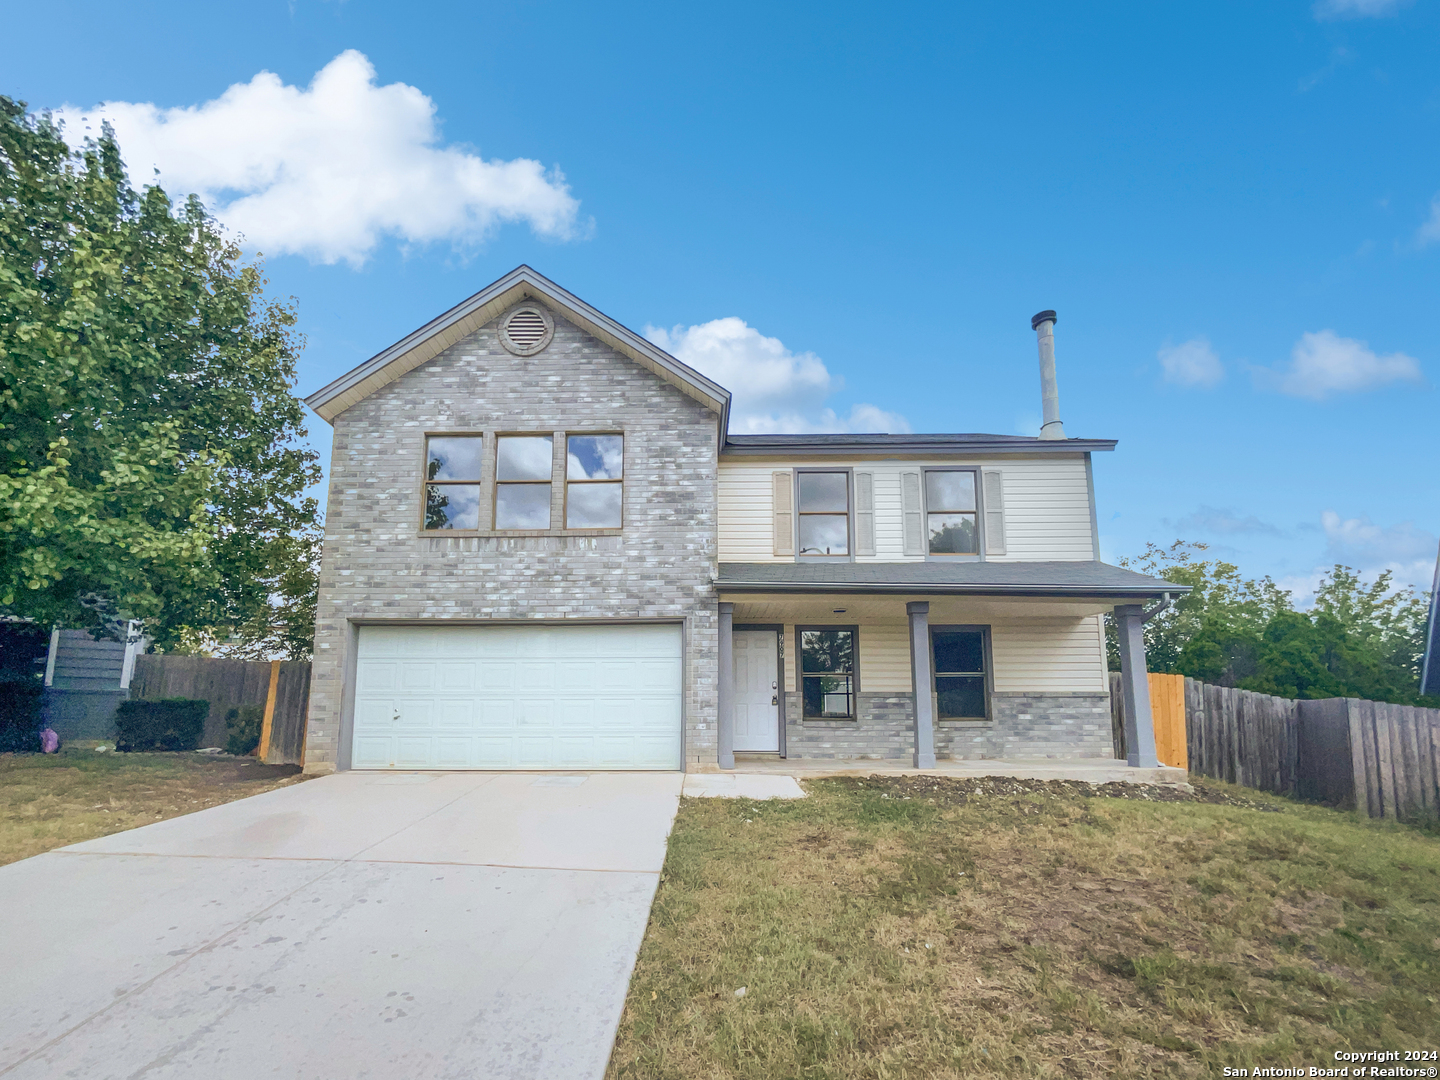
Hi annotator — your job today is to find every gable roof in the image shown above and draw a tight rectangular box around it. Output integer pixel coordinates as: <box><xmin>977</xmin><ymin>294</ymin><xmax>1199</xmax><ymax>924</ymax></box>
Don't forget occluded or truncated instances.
<box><xmin>303</xmin><ymin>265</ymin><xmax>732</xmax><ymax>428</ymax></box>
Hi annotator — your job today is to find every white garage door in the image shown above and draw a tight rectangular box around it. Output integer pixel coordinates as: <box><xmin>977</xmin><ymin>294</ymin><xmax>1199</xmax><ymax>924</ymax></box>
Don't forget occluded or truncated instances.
<box><xmin>350</xmin><ymin>623</ymin><xmax>683</xmax><ymax>770</ymax></box>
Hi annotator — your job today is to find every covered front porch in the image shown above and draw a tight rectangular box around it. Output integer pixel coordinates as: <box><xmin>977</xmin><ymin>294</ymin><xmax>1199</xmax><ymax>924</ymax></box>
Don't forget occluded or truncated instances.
<box><xmin>714</xmin><ymin>560</ymin><xmax>1182</xmax><ymax>772</ymax></box>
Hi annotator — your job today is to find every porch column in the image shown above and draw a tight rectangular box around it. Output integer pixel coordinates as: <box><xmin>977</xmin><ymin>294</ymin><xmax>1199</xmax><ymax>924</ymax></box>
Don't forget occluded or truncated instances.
<box><xmin>1114</xmin><ymin>604</ymin><xmax>1159</xmax><ymax>768</ymax></box>
<box><xmin>906</xmin><ymin>601</ymin><xmax>937</xmax><ymax>769</ymax></box>
<box><xmin>718</xmin><ymin>602</ymin><xmax>735</xmax><ymax>770</ymax></box>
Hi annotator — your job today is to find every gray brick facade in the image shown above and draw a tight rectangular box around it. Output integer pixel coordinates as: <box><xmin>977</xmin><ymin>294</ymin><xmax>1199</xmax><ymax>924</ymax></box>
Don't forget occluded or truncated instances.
<box><xmin>776</xmin><ymin>690</ymin><xmax>1114</xmax><ymax>760</ymax></box>
<box><xmin>304</xmin><ymin>305</ymin><xmax>721</xmax><ymax>773</ymax></box>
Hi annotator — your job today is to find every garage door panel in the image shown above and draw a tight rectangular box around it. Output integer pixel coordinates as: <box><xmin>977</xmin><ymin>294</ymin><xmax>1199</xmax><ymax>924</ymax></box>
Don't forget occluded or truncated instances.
<box><xmin>394</xmin><ymin>700</ymin><xmax>434</xmax><ymax>728</ymax></box>
<box><xmin>399</xmin><ymin>663</ymin><xmax>435</xmax><ymax>690</ymax></box>
<box><xmin>394</xmin><ymin>737</ymin><xmax>433</xmax><ymax>766</ymax></box>
<box><xmin>473</xmin><ymin>737</ymin><xmax>515</xmax><ymax>766</ymax></box>
<box><xmin>353</xmin><ymin>624</ymin><xmax>682</xmax><ymax>770</ymax></box>
<box><xmin>360</xmin><ymin>662</ymin><xmax>397</xmax><ymax>691</ymax></box>
<box><xmin>476</xmin><ymin>660</ymin><xmax>517</xmax><ymax>689</ymax></box>
<box><xmin>434</xmin><ymin>737</ymin><xmax>472</xmax><ymax>767</ymax></box>
<box><xmin>519</xmin><ymin>660</ymin><xmax>558</xmax><ymax>689</ymax></box>
<box><xmin>436</xmin><ymin>701</ymin><xmax>474</xmax><ymax>727</ymax></box>
<box><xmin>438</xmin><ymin>662</ymin><xmax>474</xmax><ymax>690</ymax></box>
<box><xmin>516</xmin><ymin>737</ymin><xmax>555</xmax><ymax>767</ymax></box>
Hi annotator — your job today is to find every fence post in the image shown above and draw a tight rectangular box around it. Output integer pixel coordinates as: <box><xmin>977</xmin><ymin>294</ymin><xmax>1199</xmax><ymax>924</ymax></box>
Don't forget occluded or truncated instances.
<box><xmin>258</xmin><ymin>659</ymin><xmax>281</xmax><ymax>764</ymax></box>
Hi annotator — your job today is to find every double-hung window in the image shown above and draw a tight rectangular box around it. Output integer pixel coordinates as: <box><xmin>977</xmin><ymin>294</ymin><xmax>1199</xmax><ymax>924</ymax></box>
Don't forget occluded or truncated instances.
<box><xmin>799</xmin><ymin>627</ymin><xmax>856</xmax><ymax>719</ymax></box>
<box><xmin>925</xmin><ymin>469</ymin><xmax>979</xmax><ymax>555</ymax></box>
<box><xmin>495</xmin><ymin>435</ymin><xmax>554</xmax><ymax>529</ymax></box>
<box><xmin>932</xmin><ymin>627</ymin><xmax>989</xmax><ymax>720</ymax></box>
<box><xmin>797</xmin><ymin>471</ymin><xmax>850</xmax><ymax>557</ymax></box>
<box><xmin>565</xmin><ymin>434</ymin><xmax>623</xmax><ymax>528</ymax></box>
<box><xmin>424</xmin><ymin>436</ymin><xmax>483</xmax><ymax>530</ymax></box>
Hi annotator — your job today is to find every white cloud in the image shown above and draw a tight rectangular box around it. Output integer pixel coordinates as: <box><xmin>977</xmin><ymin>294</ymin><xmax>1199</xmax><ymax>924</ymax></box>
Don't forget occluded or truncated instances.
<box><xmin>1260</xmin><ymin>329</ymin><xmax>1423</xmax><ymax>400</ymax></box>
<box><xmin>1170</xmin><ymin>506</ymin><xmax>1280</xmax><ymax>536</ymax></box>
<box><xmin>1419</xmin><ymin>195</ymin><xmax>1440</xmax><ymax>247</ymax></box>
<box><xmin>1320</xmin><ymin>510</ymin><xmax>1438</xmax><ymax>591</ymax></box>
<box><xmin>1158</xmin><ymin>337</ymin><xmax>1224</xmax><ymax>389</ymax></box>
<box><xmin>54</xmin><ymin>50</ymin><xmax>584</xmax><ymax>266</ymax></box>
<box><xmin>1313</xmin><ymin>0</ymin><xmax>1410</xmax><ymax>18</ymax></box>
<box><xmin>644</xmin><ymin>317</ymin><xmax>909</xmax><ymax>434</ymax></box>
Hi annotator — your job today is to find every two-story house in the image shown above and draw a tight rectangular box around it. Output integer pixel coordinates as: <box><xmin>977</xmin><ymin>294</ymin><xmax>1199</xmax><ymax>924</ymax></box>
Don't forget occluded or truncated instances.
<box><xmin>300</xmin><ymin>266</ymin><xmax>1182</xmax><ymax>776</ymax></box>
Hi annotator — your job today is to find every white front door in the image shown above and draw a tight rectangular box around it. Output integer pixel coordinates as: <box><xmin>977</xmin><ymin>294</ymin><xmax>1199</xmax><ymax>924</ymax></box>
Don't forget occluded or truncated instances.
<box><xmin>350</xmin><ymin>623</ymin><xmax>683</xmax><ymax>770</ymax></box>
<box><xmin>732</xmin><ymin>630</ymin><xmax>780</xmax><ymax>753</ymax></box>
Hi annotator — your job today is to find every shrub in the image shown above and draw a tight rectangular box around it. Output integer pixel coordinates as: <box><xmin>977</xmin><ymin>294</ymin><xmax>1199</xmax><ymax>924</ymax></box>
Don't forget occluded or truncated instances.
<box><xmin>225</xmin><ymin>703</ymin><xmax>264</xmax><ymax>756</ymax></box>
<box><xmin>114</xmin><ymin>698</ymin><xmax>209</xmax><ymax>752</ymax></box>
<box><xmin>0</xmin><ymin>678</ymin><xmax>44</xmax><ymax>752</ymax></box>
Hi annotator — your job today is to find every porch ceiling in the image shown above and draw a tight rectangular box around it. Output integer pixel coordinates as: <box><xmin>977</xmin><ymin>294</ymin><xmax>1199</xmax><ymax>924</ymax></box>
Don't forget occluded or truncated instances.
<box><xmin>722</xmin><ymin>592</ymin><xmax>1119</xmax><ymax>623</ymax></box>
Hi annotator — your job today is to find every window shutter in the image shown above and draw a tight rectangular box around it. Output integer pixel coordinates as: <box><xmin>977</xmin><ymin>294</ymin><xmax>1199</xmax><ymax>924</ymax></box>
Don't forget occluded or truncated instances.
<box><xmin>982</xmin><ymin>469</ymin><xmax>1007</xmax><ymax>556</ymax></box>
<box><xmin>854</xmin><ymin>471</ymin><xmax>875</xmax><ymax>557</ymax></box>
<box><xmin>772</xmin><ymin>470</ymin><xmax>794</xmax><ymax>557</ymax></box>
<box><xmin>900</xmin><ymin>470</ymin><xmax>924</xmax><ymax>556</ymax></box>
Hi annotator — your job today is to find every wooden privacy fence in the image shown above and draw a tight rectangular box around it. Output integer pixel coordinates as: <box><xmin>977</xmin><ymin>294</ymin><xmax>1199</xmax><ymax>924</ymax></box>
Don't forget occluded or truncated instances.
<box><xmin>1107</xmin><ymin>672</ymin><xmax>1188</xmax><ymax>769</ymax></box>
<box><xmin>129</xmin><ymin>656</ymin><xmax>311</xmax><ymax>765</ymax></box>
<box><xmin>1112</xmin><ymin>672</ymin><xmax>1440</xmax><ymax>822</ymax></box>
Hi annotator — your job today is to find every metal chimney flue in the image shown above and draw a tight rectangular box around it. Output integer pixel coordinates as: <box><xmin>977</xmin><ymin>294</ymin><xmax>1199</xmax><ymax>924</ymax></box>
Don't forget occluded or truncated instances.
<box><xmin>1031</xmin><ymin>309</ymin><xmax>1066</xmax><ymax>441</ymax></box>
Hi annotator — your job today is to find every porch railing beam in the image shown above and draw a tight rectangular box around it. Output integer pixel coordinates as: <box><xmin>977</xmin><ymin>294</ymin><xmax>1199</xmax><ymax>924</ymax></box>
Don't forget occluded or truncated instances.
<box><xmin>906</xmin><ymin>601</ymin><xmax>938</xmax><ymax>769</ymax></box>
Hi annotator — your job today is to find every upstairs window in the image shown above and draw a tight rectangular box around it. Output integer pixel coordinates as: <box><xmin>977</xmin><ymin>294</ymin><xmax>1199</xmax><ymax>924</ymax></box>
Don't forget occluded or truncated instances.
<box><xmin>495</xmin><ymin>435</ymin><xmax>554</xmax><ymax>529</ymax></box>
<box><xmin>800</xmin><ymin>628</ymin><xmax>856</xmax><ymax>719</ymax></box>
<box><xmin>566</xmin><ymin>434</ymin><xmax>623</xmax><ymax>528</ymax></box>
<box><xmin>932</xmin><ymin>628</ymin><xmax>988</xmax><ymax>719</ymax></box>
<box><xmin>797</xmin><ymin>471</ymin><xmax>850</xmax><ymax>556</ymax></box>
<box><xmin>925</xmin><ymin>469</ymin><xmax>979</xmax><ymax>555</ymax></box>
<box><xmin>424</xmin><ymin>436</ymin><xmax>483</xmax><ymax>530</ymax></box>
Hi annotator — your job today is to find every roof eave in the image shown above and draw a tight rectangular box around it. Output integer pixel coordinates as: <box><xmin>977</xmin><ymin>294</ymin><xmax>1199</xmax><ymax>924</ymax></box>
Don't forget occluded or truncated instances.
<box><xmin>713</xmin><ymin>580</ymin><xmax>1192</xmax><ymax>598</ymax></box>
<box><xmin>720</xmin><ymin>438</ymin><xmax>1118</xmax><ymax>457</ymax></box>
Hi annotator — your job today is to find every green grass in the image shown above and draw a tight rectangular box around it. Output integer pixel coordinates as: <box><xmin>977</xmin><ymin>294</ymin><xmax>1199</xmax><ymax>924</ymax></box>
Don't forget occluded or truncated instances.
<box><xmin>0</xmin><ymin>747</ymin><xmax>307</xmax><ymax>866</ymax></box>
<box><xmin>609</xmin><ymin>776</ymin><xmax>1440</xmax><ymax>1079</ymax></box>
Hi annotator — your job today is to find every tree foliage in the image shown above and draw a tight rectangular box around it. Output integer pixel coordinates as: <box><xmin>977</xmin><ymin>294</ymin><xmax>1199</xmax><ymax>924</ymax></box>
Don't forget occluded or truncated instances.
<box><xmin>0</xmin><ymin>98</ymin><xmax>320</xmax><ymax>657</ymax></box>
<box><xmin>1108</xmin><ymin>541</ymin><xmax>1435</xmax><ymax>706</ymax></box>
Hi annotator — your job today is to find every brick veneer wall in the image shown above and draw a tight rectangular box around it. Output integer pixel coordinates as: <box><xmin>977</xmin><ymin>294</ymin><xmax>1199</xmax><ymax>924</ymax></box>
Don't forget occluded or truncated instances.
<box><xmin>779</xmin><ymin>690</ymin><xmax>1114</xmax><ymax>760</ymax></box>
<box><xmin>303</xmin><ymin>306</ymin><xmax>721</xmax><ymax>773</ymax></box>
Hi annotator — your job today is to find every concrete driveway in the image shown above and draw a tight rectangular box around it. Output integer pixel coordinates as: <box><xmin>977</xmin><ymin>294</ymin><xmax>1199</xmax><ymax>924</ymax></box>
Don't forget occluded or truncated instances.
<box><xmin>0</xmin><ymin>770</ymin><xmax>683</xmax><ymax>1080</ymax></box>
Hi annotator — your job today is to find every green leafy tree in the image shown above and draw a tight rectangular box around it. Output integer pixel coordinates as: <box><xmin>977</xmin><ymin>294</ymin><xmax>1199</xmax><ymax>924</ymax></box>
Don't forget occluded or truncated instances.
<box><xmin>1106</xmin><ymin>541</ymin><xmax>1292</xmax><ymax>673</ymax></box>
<box><xmin>0</xmin><ymin>98</ymin><xmax>320</xmax><ymax>656</ymax></box>
<box><xmin>1109</xmin><ymin>541</ymin><xmax>1436</xmax><ymax>706</ymax></box>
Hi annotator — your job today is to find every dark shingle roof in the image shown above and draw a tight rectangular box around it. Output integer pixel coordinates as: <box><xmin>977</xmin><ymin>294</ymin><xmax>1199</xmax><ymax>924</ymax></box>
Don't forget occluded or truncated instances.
<box><xmin>716</xmin><ymin>561</ymin><xmax>1188</xmax><ymax>598</ymax></box>
<box><xmin>722</xmin><ymin>433</ymin><xmax>1118</xmax><ymax>456</ymax></box>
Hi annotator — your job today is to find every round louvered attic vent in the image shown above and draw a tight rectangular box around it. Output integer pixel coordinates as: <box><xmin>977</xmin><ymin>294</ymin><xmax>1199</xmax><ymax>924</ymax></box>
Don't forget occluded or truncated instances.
<box><xmin>499</xmin><ymin>305</ymin><xmax>554</xmax><ymax>356</ymax></box>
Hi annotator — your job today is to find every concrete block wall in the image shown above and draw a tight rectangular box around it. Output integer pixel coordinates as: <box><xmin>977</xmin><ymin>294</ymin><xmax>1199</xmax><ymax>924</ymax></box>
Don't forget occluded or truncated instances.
<box><xmin>305</xmin><ymin>306</ymin><xmax>721</xmax><ymax>773</ymax></box>
<box><xmin>779</xmin><ymin>690</ymin><xmax>1114</xmax><ymax>760</ymax></box>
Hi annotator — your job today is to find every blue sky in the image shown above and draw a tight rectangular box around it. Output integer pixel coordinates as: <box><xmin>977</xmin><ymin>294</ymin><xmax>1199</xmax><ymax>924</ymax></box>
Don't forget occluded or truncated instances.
<box><xmin>8</xmin><ymin>0</ymin><xmax>1439</xmax><ymax>597</ymax></box>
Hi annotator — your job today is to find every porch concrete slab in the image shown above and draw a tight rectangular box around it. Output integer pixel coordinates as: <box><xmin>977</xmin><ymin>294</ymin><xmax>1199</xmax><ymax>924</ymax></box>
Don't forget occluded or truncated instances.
<box><xmin>730</xmin><ymin>756</ymin><xmax>1190</xmax><ymax>787</ymax></box>
<box><xmin>1</xmin><ymin>770</ymin><xmax>683</xmax><ymax>1080</ymax></box>
<box><xmin>682</xmin><ymin>774</ymin><xmax>807</xmax><ymax>800</ymax></box>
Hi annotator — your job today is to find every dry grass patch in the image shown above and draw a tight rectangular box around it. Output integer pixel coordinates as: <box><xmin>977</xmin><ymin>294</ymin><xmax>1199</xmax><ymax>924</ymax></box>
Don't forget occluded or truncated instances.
<box><xmin>609</xmin><ymin>776</ymin><xmax>1440</xmax><ymax>1079</ymax></box>
<box><xmin>0</xmin><ymin>747</ymin><xmax>309</xmax><ymax>866</ymax></box>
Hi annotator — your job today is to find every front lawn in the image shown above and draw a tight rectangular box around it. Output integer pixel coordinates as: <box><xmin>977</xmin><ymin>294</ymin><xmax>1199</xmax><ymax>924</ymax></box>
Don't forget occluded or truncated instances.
<box><xmin>610</xmin><ymin>776</ymin><xmax>1440</xmax><ymax>1079</ymax></box>
<box><xmin>0</xmin><ymin>748</ymin><xmax>308</xmax><ymax>866</ymax></box>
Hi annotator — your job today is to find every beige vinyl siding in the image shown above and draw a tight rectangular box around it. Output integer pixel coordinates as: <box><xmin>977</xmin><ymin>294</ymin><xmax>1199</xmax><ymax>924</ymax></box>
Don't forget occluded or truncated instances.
<box><xmin>857</xmin><ymin>623</ymin><xmax>911</xmax><ymax>692</ymax></box>
<box><xmin>719</xmin><ymin>465</ymin><xmax>787</xmax><ymax>562</ymax></box>
<box><xmin>782</xmin><ymin>614</ymin><xmax>1108</xmax><ymax>696</ymax></box>
<box><xmin>718</xmin><ymin>456</ymin><xmax>1095</xmax><ymax>563</ymax></box>
<box><xmin>990</xmin><ymin>615</ymin><xmax>1109</xmax><ymax>693</ymax></box>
